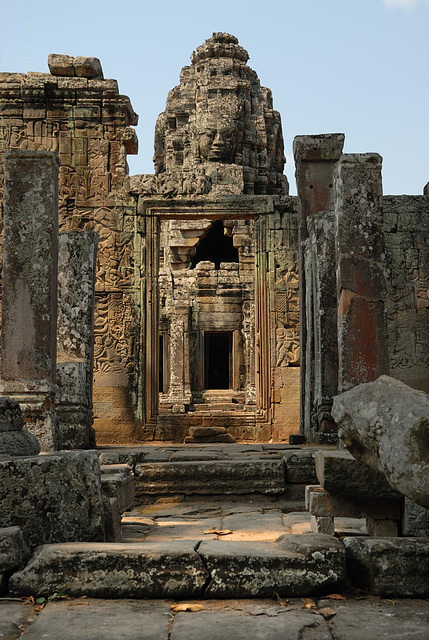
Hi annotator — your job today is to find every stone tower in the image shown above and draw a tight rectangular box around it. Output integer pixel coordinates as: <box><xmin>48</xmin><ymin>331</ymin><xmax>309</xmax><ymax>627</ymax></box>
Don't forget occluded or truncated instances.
<box><xmin>136</xmin><ymin>32</ymin><xmax>288</xmax><ymax>198</ymax></box>
<box><xmin>133</xmin><ymin>33</ymin><xmax>300</xmax><ymax>442</ymax></box>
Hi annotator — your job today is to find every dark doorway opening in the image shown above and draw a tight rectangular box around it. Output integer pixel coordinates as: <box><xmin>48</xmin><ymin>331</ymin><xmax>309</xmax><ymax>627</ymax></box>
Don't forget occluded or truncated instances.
<box><xmin>191</xmin><ymin>220</ymin><xmax>238</xmax><ymax>269</ymax></box>
<box><xmin>204</xmin><ymin>332</ymin><xmax>232</xmax><ymax>389</ymax></box>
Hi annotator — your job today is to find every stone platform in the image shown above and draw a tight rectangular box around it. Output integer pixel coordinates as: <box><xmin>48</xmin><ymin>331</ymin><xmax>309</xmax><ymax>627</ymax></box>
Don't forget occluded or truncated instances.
<box><xmin>2</xmin><ymin>596</ymin><xmax>429</xmax><ymax>640</ymax></box>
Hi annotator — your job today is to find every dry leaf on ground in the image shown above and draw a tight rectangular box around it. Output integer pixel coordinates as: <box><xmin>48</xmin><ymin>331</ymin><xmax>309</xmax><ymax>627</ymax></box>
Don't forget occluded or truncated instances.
<box><xmin>171</xmin><ymin>604</ymin><xmax>204</xmax><ymax>613</ymax></box>
<box><xmin>274</xmin><ymin>593</ymin><xmax>290</xmax><ymax>606</ymax></box>
<box><xmin>316</xmin><ymin>607</ymin><xmax>338</xmax><ymax>620</ymax></box>
<box><xmin>203</xmin><ymin>527</ymin><xmax>233</xmax><ymax>536</ymax></box>
<box><xmin>302</xmin><ymin>598</ymin><xmax>317</xmax><ymax>609</ymax></box>
<box><xmin>324</xmin><ymin>594</ymin><xmax>347</xmax><ymax>600</ymax></box>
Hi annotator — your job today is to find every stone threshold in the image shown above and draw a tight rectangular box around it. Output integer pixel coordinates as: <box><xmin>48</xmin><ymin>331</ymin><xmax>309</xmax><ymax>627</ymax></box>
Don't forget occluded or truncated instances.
<box><xmin>9</xmin><ymin>534</ymin><xmax>345</xmax><ymax>599</ymax></box>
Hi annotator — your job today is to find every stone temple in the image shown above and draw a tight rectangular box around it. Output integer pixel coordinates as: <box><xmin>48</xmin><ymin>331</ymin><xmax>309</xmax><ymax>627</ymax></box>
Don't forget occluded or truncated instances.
<box><xmin>0</xmin><ymin>33</ymin><xmax>429</xmax><ymax>634</ymax></box>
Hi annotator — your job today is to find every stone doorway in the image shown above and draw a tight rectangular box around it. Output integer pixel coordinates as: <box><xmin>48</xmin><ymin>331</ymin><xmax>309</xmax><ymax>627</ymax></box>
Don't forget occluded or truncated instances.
<box><xmin>204</xmin><ymin>332</ymin><xmax>232</xmax><ymax>390</ymax></box>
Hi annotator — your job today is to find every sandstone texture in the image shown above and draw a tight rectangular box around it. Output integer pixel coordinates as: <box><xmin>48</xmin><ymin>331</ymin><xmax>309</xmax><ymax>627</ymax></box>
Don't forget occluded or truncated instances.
<box><xmin>0</xmin><ymin>451</ymin><xmax>105</xmax><ymax>548</ymax></box>
<box><xmin>135</xmin><ymin>459</ymin><xmax>285</xmax><ymax>495</ymax></box>
<box><xmin>0</xmin><ymin>397</ymin><xmax>40</xmax><ymax>456</ymax></box>
<box><xmin>332</xmin><ymin>375</ymin><xmax>429</xmax><ymax>508</ymax></box>
<box><xmin>315</xmin><ymin>449</ymin><xmax>399</xmax><ymax>498</ymax></box>
<box><xmin>199</xmin><ymin>534</ymin><xmax>345</xmax><ymax>598</ymax></box>
<box><xmin>0</xmin><ymin>526</ymin><xmax>30</xmax><ymax>571</ymax></box>
<box><xmin>344</xmin><ymin>537</ymin><xmax>429</xmax><ymax>597</ymax></box>
<box><xmin>1</xmin><ymin>151</ymin><xmax>60</xmax><ymax>451</ymax></box>
<box><xmin>9</xmin><ymin>541</ymin><xmax>208</xmax><ymax>598</ymax></box>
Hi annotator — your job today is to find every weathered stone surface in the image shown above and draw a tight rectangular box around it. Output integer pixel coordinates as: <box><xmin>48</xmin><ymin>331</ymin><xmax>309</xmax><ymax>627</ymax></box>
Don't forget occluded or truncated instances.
<box><xmin>318</xmin><ymin>597</ymin><xmax>429</xmax><ymax>640</ymax></box>
<box><xmin>0</xmin><ymin>430</ymin><xmax>37</xmax><ymax>459</ymax></box>
<box><xmin>199</xmin><ymin>534</ymin><xmax>345</xmax><ymax>597</ymax></box>
<box><xmin>185</xmin><ymin>434</ymin><xmax>236</xmax><ymax>444</ymax></box>
<box><xmin>0</xmin><ymin>61</ymin><xmax>139</xmax><ymax>446</ymax></box>
<box><xmin>332</xmin><ymin>375</ymin><xmax>429</xmax><ymax>509</ymax></box>
<box><xmin>9</xmin><ymin>542</ymin><xmax>208</xmax><ymax>598</ymax></box>
<box><xmin>308</xmin><ymin>487</ymin><xmax>401</xmax><ymax>520</ymax></box>
<box><xmin>57</xmin><ymin>231</ymin><xmax>98</xmax><ymax>450</ymax></box>
<box><xmin>1</xmin><ymin>151</ymin><xmax>60</xmax><ymax>451</ymax></box>
<box><xmin>102</xmin><ymin>496</ymin><xmax>122</xmax><ymax>543</ymax></box>
<box><xmin>135</xmin><ymin>459</ymin><xmax>285</xmax><ymax>495</ymax></box>
<box><xmin>283</xmin><ymin>450</ymin><xmax>317</xmax><ymax>483</ymax></box>
<box><xmin>344</xmin><ymin>537</ymin><xmax>429</xmax><ymax>597</ymax></box>
<box><xmin>73</xmin><ymin>56</ymin><xmax>103</xmax><ymax>79</ymax></box>
<box><xmin>293</xmin><ymin>134</ymin><xmax>344</xmax><ymax>440</ymax></box>
<box><xmin>0</xmin><ymin>527</ymin><xmax>30</xmax><ymax>572</ymax></box>
<box><xmin>0</xmin><ymin>600</ymin><xmax>37</xmax><ymax>638</ymax></box>
<box><xmin>334</xmin><ymin>153</ymin><xmax>388</xmax><ymax>393</ymax></box>
<box><xmin>403</xmin><ymin>498</ymin><xmax>429</xmax><ymax>536</ymax></box>
<box><xmin>189</xmin><ymin>426</ymin><xmax>227</xmax><ymax>437</ymax></box>
<box><xmin>20</xmin><ymin>599</ymin><xmax>171</xmax><ymax>640</ymax></box>
<box><xmin>383</xmin><ymin>195</ymin><xmax>429</xmax><ymax>394</ymax></box>
<box><xmin>0</xmin><ymin>451</ymin><xmax>105</xmax><ymax>548</ymax></box>
<box><xmin>315</xmin><ymin>450</ymin><xmax>400</xmax><ymax>498</ymax></box>
<box><xmin>170</xmin><ymin>607</ymin><xmax>331</xmax><ymax>639</ymax></box>
<box><xmin>101</xmin><ymin>473</ymin><xmax>134</xmax><ymax>513</ymax></box>
<box><xmin>47</xmin><ymin>53</ymin><xmax>74</xmax><ymax>76</ymax></box>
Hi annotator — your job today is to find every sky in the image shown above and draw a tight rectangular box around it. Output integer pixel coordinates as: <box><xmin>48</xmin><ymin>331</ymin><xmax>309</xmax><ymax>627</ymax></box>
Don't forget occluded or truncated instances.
<box><xmin>1</xmin><ymin>0</ymin><xmax>428</xmax><ymax>195</ymax></box>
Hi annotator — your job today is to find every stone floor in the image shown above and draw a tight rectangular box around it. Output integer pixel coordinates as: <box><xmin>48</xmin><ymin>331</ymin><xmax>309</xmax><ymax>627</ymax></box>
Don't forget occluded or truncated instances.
<box><xmin>122</xmin><ymin>497</ymin><xmax>367</xmax><ymax>543</ymax></box>
<box><xmin>2</xmin><ymin>596</ymin><xmax>429</xmax><ymax>639</ymax></box>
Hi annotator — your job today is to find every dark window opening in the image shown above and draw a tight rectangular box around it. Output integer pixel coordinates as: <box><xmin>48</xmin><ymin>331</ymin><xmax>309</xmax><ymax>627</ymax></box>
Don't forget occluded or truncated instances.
<box><xmin>204</xmin><ymin>332</ymin><xmax>232</xmax><ymax>389</ymax></box>
<box><xmin>191</xmin><ymin>220</ymin><xmax>238</xmax><ymax>269</ymax></box>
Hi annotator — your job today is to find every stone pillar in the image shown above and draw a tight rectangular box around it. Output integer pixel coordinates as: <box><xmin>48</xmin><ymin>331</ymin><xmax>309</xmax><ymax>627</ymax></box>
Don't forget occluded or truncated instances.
<box><xmin>57</xmin><ymin>231</ymin><xmax>99</xmax><ymax>449</ymax></box>
<box><xmin>334</xmin><ymin>154</ymin><xmax>389</xmax><ymax>391</ymax></box>
<box><xmin>293</xmin><ymin>134</ymin><xmax>344</xmax><ymax>438</ymax></box>
<box><xmin>1</xmin><ymin>150</ymin><xmax>59</xmax><ymax>451</ymax></box>
<box><xmin>306</xmin><ymin>211</ymin><xmax>338</xmax><ymax>442</ymax></box>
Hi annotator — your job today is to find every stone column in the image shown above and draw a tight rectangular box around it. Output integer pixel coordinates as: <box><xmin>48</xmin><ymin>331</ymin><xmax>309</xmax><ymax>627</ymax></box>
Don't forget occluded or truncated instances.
<box><xmin>306</xmin><ymin>211</ymin><xmax>338</xmax><ymax>442</ymax></box>
<box><xmin>57</xmin><ymin>231</ymin><xmax>99</xmax><ymax>449</ymax></box>
<box><xmin>334</xmin><ymin>153</ymin><xmax>389</xmax><ymax>391</ymax></box>
<box><xmin>1</xmin><ymin>150</ymin><xmax>59</xmax><ymax>451</ymax></box>
<box><xmin>293</xmin><ymin>134</ymin><xmax>344</xmax><ymax>438</ymax></box>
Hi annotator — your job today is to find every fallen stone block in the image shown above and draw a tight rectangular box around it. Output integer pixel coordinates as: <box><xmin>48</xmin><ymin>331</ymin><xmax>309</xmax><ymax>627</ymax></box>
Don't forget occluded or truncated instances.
<box><xmin>135</xmin><ymin>459</ymin><xmax>285</xmax><ymax>495</ymax></box>
<box><xmin>283</xmin><ymin>450</ymin><xmax>317</xmax><ymax>483</ymax></box>
<box><xmin>332</xmin><ymin>376</ymin><xmax>429</xmax><ymax>509</ymax></box>
<box><xmin>198</xmin><ymin>534</ymin><xmax>345</xmax><ymax>597</ymax></box>
<box><xmin>344</xmin><ymin>537</ymin><xmax>429</xmax><ymax>597</ymax></box>
<box><xmin>0</xmin><ymin>451</ymin><xmax>105</xmax><ymax>548</ymax></box>
<box><xmin>315</xmin><ymin>450</ymin><xmax>400</xmax><ymax>498</ymax></box>
<box><xmin>9</xmin><ymin>542</ymin><xmax>208</xmax><ymax>598</ymax></box>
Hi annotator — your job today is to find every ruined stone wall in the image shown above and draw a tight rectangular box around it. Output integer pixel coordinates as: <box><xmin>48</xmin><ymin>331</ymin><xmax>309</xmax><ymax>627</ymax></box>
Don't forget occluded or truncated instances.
<box><xmin>258</xmin><ymin>198</ymin><xmax>300</xmax><ymax>440</ymax></box>
<box><xmin>0</xmin><ymin>59</ymin><xmax>142</xmax><ymax>443</ymax></box>
<box><xmin>383</xmin><ymin>195</ymin><xmax>429</xmax><ymax>393</ymax></box>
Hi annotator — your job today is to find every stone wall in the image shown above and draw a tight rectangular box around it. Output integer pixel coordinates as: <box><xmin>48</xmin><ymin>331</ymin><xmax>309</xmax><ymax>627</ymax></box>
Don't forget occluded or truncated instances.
<box><xmin>383</xmin><ymin>195</ymin><xmax>429</xmax><ymax>393</ymax></box>
<box><xmin>0</xmin><ymin>59</ymin><xmax>141</xmax><ymax>443</ymax></box>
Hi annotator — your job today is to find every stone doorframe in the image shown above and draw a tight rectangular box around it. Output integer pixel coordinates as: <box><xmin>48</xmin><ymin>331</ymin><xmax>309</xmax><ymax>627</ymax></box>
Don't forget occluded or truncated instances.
<box><xmin>137</xmin><ymin>196</ymin><xmax>276</xmax><ymax>429</ymax></box>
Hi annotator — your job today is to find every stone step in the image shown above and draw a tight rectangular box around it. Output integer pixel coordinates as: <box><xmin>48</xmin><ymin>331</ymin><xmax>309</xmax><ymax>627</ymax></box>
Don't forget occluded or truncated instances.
<box><xmin>134</xmin><ymin>459</ymin><xmax>286</xmax><ymax>496</ymax></box>
<box><xmin>9</xmin><ymin>534</ymin><xmax>345</xmax><ymax>599</ymax></box>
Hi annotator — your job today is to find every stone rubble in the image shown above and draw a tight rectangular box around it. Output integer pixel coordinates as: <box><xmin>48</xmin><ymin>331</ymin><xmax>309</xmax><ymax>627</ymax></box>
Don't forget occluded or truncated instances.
<box><xmin>0</xmin><ymin>397</ymin><xmax>40</xmax><ymax>456</ymax></box>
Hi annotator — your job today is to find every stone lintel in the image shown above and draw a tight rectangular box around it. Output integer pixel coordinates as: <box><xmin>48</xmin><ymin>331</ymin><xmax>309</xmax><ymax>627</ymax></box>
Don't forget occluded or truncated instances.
<box><xmin>293</xmin><ymin>134</ymin><xmax>345</xmax><ymax>164</ymax></box>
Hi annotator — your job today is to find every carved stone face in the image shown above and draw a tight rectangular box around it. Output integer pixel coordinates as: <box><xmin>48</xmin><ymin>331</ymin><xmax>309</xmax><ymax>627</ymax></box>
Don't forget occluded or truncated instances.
<box><xmin>198</xmin><ymin>124</ymin><xmax>239</xmax><ymax>163</ymax></box>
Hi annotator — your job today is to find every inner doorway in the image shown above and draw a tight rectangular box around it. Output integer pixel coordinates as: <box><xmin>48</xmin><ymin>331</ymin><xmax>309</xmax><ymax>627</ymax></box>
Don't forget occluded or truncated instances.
<box><xmin>204</xmin><ymin>332</ymin><xmax>232</xmax><ymax>389</ymax></box>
